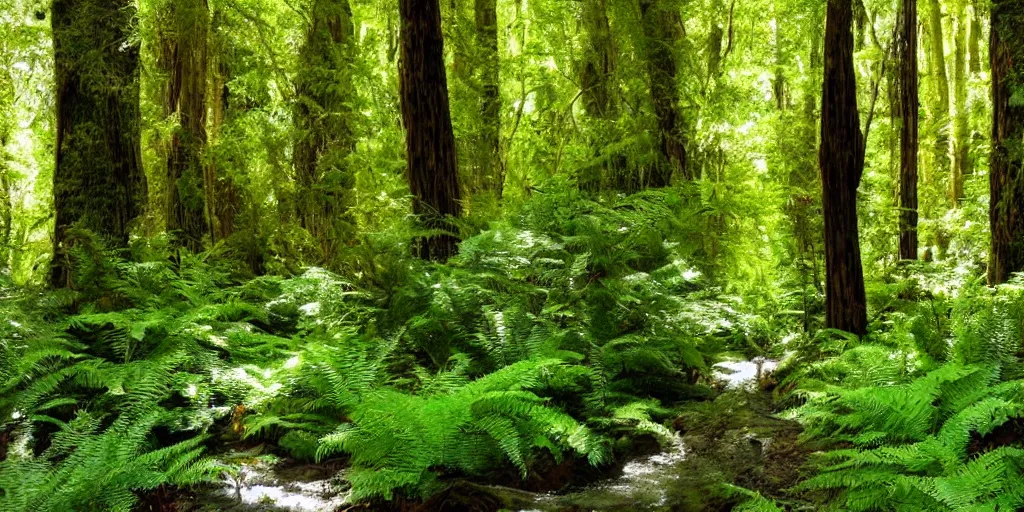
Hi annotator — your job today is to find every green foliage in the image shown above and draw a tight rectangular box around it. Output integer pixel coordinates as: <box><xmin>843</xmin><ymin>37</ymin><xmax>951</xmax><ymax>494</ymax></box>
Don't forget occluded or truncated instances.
<box><xmin>787</xmin><ymin>284</ymin><xmax>1024</xmax><ymax>511</ymax></box>
<box><xmin>316</xmin><ymin>358</ymin><xmax>610</xmax><ymax>501</ymax></box>
<box><xmin>239</xmin><ymin>189</ymin><xmax>727</xmax><ymax>499</ymax></box>
<box><xmin>0</xmin><ymin>411</ymin><xmax>219</xmax><ymax>512</ymax></box>
<box><xmin>724</xmin><ymin>484</ymin><xmax>786</xmax><ymax>512</ymax></box>
<box><xmin>0</xmin><ymin>236</ymin><xmax>297</xmax><ymax>510</ymax></box>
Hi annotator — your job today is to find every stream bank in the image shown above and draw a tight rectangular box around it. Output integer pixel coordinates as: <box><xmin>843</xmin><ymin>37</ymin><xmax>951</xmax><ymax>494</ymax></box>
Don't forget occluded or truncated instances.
<box><xmin>173</xmin><ymin>359</ymin><xmax>809</xmax><ymax>512</ymax></box>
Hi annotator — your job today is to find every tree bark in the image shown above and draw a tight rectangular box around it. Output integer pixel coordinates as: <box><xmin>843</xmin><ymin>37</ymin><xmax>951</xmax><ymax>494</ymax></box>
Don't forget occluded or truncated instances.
<box><xmin>294</xmin><ymin>0</ymin><xmax>356</xmax><ymax>261</ymax></box>
<box><xmin>51</xmin><ymin>0</ymin><xmax>147</xmax><ymax>287</ymax></box>
<box><xmin>926</xmin><ymin>0</ymin><xmax>951</xmax><ymax>179</ymax></box>
<box><xmin>820</xmin><ymin>0</ymin><xmax>867</xmax><ymax>335</ymax></box>
<box><xmin>853</xmin><ymin>0</ymin><xmax>868</xmax><ymax>49</ymax></box>
<box><xmin>639</xmin><ymin>0</ymin><xmax>689</xmax><ymax>186</ymax></box>
<box><xmin>580</xmin><ymin>0</ymin><xmax>616</xmax><ymax>119</ymax></box>
<box><xmin>161</xmin><ymin>0</ymin><xmax>210</xmax><ymax>253</ymax></box>
<box><xmin>576</xmin><ymin>0</ymin><xmax>618</xmax><ymax>192</ymax></box>
<box><xmin>207</xmin><ymin>13</ymin><xmax>238</xmax><ymax>244</ymax></box>
<box><xmin>988</xmin><ymin>0</ymin><xmax>1024</xmax><ymax>285</ymax></box>
<box><xmin>968</xmin><ymin>0</ymin><xmax>982</xmax><ymax>74</ymax></box>
<box><xmin>0</xmin><ymin>68</ymin><xmax>10</xmax><ymax>268</ymax></box>
<box><xmin>399</xmin><ymin>0</ymin><xmax>463</xmax><ymax>261</ymax></box>
<box><xmin>896</xmin><ymin>0</ymin><xmax>919</xmax><ymax>260</ymax></box>
<box><xmin>0</xmin><ymin>141</ymin><xmax>11</xmax><ymax>268</ymax></box>
<box><xmin>474</xmin><ymin>0</ymin><xmax>502</xmax><ymax>198</ymax></box>
<box><xmin>707</xmin><ymin>0</ymin><xmax>725</xmax><ymax>79</ymax></box>
<box><xmin>948</xmin><ymin>3</ymin><xmax>969</xmax><ymax>207</ymax></box>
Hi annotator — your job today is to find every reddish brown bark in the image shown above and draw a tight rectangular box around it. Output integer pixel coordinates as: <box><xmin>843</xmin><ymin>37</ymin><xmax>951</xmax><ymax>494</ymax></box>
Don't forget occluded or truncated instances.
<box><xmin>896</xmin><ymin>0</ymin><xmax>919</xmax><ymax>260</ymax></box>
<box><xmin>988</xmin><ymin>0</ymin><xmax>1024</xmax><ymax>285</ymax></box>
<box><xmin>399</xmin><ymin>0</ymin><xmax>463</xmax><ymax>261</ymax></box>
<box><xmin>820</xmin><ymin>0</ymin><xmax>867</xmax><ymax>335</ymax></box>
<box><xmin>51</xmin><ymin>0</ymin><xmax>147</xmax><ymax>287</ymax></box>
<box><xmin>161</xmin><ymin>0</ymin><xmax>210</xmax><ymax>253</ymax></box>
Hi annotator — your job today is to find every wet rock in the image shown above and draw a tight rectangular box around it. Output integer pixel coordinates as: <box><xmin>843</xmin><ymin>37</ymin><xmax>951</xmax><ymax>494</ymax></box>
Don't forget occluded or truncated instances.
<box><xmin>177</xmin><ymin>459</ymin><xmax>348</xmax><ymax>512</ymax></box>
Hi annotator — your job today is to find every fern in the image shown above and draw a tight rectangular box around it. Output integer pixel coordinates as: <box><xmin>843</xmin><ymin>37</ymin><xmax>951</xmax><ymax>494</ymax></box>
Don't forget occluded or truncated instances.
<box><xmin>792</xmin><ymin>358</ymin><xmax>1024</xmax><ymax>510</ymax></box>
<box><xmin>315</xmin><ymin>358</ymin><xmax>610</xmax><ymax>500</ymax></box>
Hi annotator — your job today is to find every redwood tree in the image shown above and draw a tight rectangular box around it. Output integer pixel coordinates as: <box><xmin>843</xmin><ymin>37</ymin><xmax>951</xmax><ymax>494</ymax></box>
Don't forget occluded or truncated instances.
<box><xmin>293</xmin><ymin>0</ymin><xmax>356</xmax><ymax>260</ymax></box>
<box><xmin>820</xmin><ymin>0</ymin><xmax>867</xmax><ymax>334</ymax></box>
<box><xmin>399</xmin><ymin>0</ymin><xmax>463</xmax><ymax>261</ymax></box>
<box><xmin>896</xmin><ymin>0</ymin><xmax>919</xmax><ymax>260</ymax></box>
<box><xmin>474</xmin><ymin>0</ymin><xmax>502</xmax><ymax>198</ymax></box>
<box><xmin>51</xmin><ymin>0</ymin><xmax>147</xmax><ymax>287</ymax></box>
<box><xmin>161</xmin><ymin>0</ymin><xmax>210</xmax><ymax>253</ymax></box>
<box><xmin>988</xmin><ymin>0</ymin><xmax>1024</xmax><ymax>285</ymax></box>
<box><xmin>639</xmin><ymin>0</ymin><xmax>690</xmax><ymax>185</ymax></box>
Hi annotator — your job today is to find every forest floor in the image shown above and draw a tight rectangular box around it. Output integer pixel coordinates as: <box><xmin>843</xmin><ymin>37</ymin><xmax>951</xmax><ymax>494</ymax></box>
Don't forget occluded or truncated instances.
<box><xmin>172</xmin><ymin>359</ymin><xmax>811</xmax><ymax>512</ymax></box>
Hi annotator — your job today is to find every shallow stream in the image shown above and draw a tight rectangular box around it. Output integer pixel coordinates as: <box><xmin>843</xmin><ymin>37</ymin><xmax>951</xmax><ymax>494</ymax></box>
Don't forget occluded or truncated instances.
<box><xmin>181</xmin><ymin>357</ymin><xmax>797</xmax><ymax>511</ymax></box>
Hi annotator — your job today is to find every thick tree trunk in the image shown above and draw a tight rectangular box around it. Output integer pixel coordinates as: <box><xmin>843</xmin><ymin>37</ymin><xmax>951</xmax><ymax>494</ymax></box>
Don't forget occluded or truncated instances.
<box><xmin>294</xmin><ymin>0</ymin><xmax>356</xmax><ymax>261</ymax></box>
<box><xmin>162</xmin><ymin>0</ymin><xmax>210</xmax><ymax>253</ymax></box>
<box><xmin>897</xmin><ymin>0</ymin><xmax>919</xmax><ymax>260</ymax></box>
<box><xmin>820</xmin><ymin>0</ymin><xmax>867</xmax><ymax>335</ymax></box>
<box><xmin>639</xmin><ymin>0</ymin><xmax>689</xmax><ymax>186</ymax></box>
<box><xmin>949</xmin><ymin>4</ymin><xmax>969</xmax><ymax>207</ymax></box>
<box><xmin>51</xmin><ymin>0</ymin><xmax>147</xmax><ymax>287</ymax></box>
<box><xmin>988</xmin><ymin>0</ymin><xmax>1024</xmax><ymax>285</ymax></box>
<box><xmin>399</xmin><ymin>0</ymin><xmax>463</xmax><ymax>261</ymax></box>
<box><xmin>474</xmin><ymin>0</ymin><xmax>502</xmax><ymax>198</ymax></box>
<box><xmin>0</xmin><ymin>74</ymin><xmax>10</xmax><ymax>268</ymax></box>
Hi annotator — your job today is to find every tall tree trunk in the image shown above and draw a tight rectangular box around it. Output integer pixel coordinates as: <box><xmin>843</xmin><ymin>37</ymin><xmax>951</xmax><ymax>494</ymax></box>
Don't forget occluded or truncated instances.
<box><xmin>948</xmin><ymin>3</ymin><xmax>969</xmax><ymax>207</ymax></box>
<box><xmin>294</xmin><ymin>0</ymin><xmax>356</xmax><ymax>261</ymax></box>
<box><xmin>399</xmin><ymin>0</ymin><xmax>463</xmax><ymax>261</ymax></box>
<box><xmin>0</xmin><ymin>68</ymin><xmax>10</xmax><ymax>269</ymax></box>
<box><xmin>707</xmin><ymin>0</ymin><xmax>725</xmax><ymax>79</ymax></box>
<box><xmin>772</xmin><ymin>16</ymin><xmax>787</xmax><ymax>111</ymax></box>
<box><xmin>51</xmin><ymin>0</ymin><xmax>147</xmax><ymax>287</ymax></box>
<box><xmin>820</xmin><ymin>0</ymin><xmax>867</xmax><ymax>335</ymax></box>
<box><xmin>639</xmin><ymin>0</ymin><xmax>689</xmax><ymax>185</ymax></box>
<box><xmin>577</xmin><ymin>0</ymin><xmax>618</xmax><ymax>192</ymax></box>
<box><xmin>580</xmin><ymin>0</ymin><xmax>616</xmax><ymax>118</ymax></box>
<box><xmin>988</xmin><ymin>0</ymin><xmax>1024</xmax><ymax>285</ymax></box>
<box><xmin>0</xmin><ymin>141</ymin><xmax>11</xmax><ymax>268</ymax></box>
<box><xmin>897</xmin><ymin>0</ymin><xmax>920</xmax><ymax>260</ymax></box>
<box><xmin>968</xmin><ymin>0</ymin><xmax>982</xmax><ymax>74</ymax></box>
<box><xmin>853</xmin><ymin>0</ymin><xmax>868</xmax><ymax>49</ymax></box>
<box><xmin>926</xmin><ymin>0</ymin><xmax>951</xmax><ymax>179</ymax></box>
<box><xmin>207</xmin><ymin>35</ymin><xmax>237</xmax><ymax>244</ymax></box>
<box><xmin>161</xmin><ymin>0</ymin><xmax>210</xmax><ymax>253</ymax></box>
<box><xmin>474</xmin><ymin>0</ymin><xmax>502</xmax><ymax>198</ymax></box>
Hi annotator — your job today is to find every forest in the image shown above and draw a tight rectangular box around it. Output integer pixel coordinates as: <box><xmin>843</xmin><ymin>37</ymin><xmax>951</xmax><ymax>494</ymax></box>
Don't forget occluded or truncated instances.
<box><xmin>0</xmin><ymin>0</ymin><xmax>1023</xmax><ymax>509</ymax></box>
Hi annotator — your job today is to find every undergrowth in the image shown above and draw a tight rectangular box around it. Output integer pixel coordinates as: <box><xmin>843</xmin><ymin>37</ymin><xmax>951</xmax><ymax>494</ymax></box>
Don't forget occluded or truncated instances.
<box><xmin>1</xmin><ymin>190</ymin><xmax>759</xmax><ymax>506</ymax></box>
<box><xmin>780</xmin><ymin>279</ymin><xmax>1024</xmax><ymax>511</ymax></box>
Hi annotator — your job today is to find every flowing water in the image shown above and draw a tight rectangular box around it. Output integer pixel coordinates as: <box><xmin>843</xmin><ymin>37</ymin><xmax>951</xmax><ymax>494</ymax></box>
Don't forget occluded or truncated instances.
<box><xmin>185</xmin><ymin>358</ymin><xmax>784</xmax><ymax>511</ymax></box>
<box><xmin>183</xmin><ymin>460</ymin><xmax>349</xmax><ymax>511</ymax></box>
<box><xmin>506</xmin><ymin>433</ymin><xmax>692</xmax><ymax>511</ymax></box>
